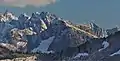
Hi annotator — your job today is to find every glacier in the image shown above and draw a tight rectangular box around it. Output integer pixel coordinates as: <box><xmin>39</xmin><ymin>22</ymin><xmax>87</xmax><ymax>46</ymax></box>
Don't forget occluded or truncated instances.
<box><xmin>32</xmin><ymin>36</ymin><xmax>55</xmax><ymax>53</ymax></box>
<box><xmin>110</xmin><ymin>49</ymin><xmax>120</xmax><ymax>56</ymax></box>
<box><xmin>98</xmin><ymin>41</ymin><xmax>109</xmax><ymax>52</ymax></box>
<box><xmin>73</xmin><ymin>53</ymin><xmax>89</xmax><ymax>59</ymax></box>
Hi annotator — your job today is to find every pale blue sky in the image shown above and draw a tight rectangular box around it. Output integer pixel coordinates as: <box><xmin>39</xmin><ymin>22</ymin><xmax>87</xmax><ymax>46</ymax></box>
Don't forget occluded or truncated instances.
<box><xmin>0</xmin><ymin>0</ymin><xmax>120</xmax><ymax>28</ymax></box>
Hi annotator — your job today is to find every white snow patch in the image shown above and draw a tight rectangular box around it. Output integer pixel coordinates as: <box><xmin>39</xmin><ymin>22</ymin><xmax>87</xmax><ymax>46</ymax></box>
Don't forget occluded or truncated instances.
<box><xmin>110</xmin><ymin>49</ymin><xmax>120</xmax><ymax>56</ymax></box>
<box><xmin>17</xmin><ymin>41</ymin><xmax>27</xmax><ymax>48</ymax></box>
<box><xmin>99</xmin><ymin>41</ymin><xmax>109</xmax><ymax>52</ymax></box>
<box><xmin>10</xmin><ymin>15</ymin><xmax>18</xmax><ymax>20</ymax></box>
<box><xmin>0</xmin><ymin>43</ymin><xmax>7</xmax><ymax>46</ymax></box>
<box><xmin>32</xmin><ymin>36</ymin><xmax>55</xmax><ymax>53</ymax></box>
<box><xmin>73</xmin><ymin>53</ymin><xmax>89</xmax><ymax>59</ymax></box>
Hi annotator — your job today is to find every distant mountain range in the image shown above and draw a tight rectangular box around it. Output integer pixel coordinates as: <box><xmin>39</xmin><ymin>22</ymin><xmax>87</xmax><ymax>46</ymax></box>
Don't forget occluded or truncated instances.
<box><xmin>0</xmin><ymin>10</ymin><xmax>120</xmax><ymax>61</ymax></box>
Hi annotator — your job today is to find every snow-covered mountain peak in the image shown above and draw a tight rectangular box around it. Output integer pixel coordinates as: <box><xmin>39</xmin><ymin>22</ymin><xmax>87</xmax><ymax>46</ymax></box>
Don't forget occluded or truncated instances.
<box><xmin>18</xmin><ymin>13</ymin><xmax>30</xmax><ymax>20</ymax></box>
<box><xmin>0</xmin><ymin>11</ymin><xmax>18</xmax><ymax>22</ymax></box>
<box><xmin>0</xmin><ymin>11</ymin><xmax>120</xmax><ymax>61</ymax></box>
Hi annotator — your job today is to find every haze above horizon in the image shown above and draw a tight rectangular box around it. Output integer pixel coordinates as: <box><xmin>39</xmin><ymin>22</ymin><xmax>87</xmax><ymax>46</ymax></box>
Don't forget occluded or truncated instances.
<box><xmin>0</xmin><ymin>0</ymin><xmax>120</xmax><ymax>28</ymax></box>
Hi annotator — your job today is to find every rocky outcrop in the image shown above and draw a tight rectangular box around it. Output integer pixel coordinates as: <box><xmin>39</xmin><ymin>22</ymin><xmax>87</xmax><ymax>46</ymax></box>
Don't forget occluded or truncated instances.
<box><xmin>67</xmin><ymin>31</ymin><xmax>120</xmax><ymax>61</ymax></box>
<box><xmin>0</xmin><ymin>11</ymin><xmax>120</xmax><ymax>61</ymax></box>
<box><xmin>106</xmin><ymin>27</ymin><xmax>119</xmax><ymax>35</ymax></box>
<box><xmin>0</xmin><ymin>56</ymin><xmax>37</xmax><ymax>61</ymax></box>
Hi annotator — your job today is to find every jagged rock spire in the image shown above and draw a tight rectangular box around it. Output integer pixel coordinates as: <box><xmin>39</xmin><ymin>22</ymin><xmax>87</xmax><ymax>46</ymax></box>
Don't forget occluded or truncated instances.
<box><xmin>3</xmin><ymin>10</ymin><xmax>8</xmax><ymax>16</ymax></box>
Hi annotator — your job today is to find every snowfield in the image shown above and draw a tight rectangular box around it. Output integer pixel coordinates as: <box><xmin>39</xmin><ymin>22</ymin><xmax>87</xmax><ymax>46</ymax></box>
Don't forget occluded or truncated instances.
<box><xmin>32</xmin><ymin>36</ymin><xmax>55</xmax><ymax>53</ymax></box>
<box><xmin>73</xmin><ymin>53</ymin><xmax>89</xmax><ymax>59</ymax></box>
<box><xmin>99</xmin><ymin>41</ymin><xmax>109</xmax><ymax>52</ymax></box>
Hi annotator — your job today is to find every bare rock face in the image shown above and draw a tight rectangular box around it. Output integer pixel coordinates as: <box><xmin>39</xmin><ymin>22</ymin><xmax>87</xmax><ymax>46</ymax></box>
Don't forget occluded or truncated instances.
<box><xmin>72</xmin><ymin>31</ymin><xmax>120</xmax><ymax>61</ymax></box>
<box><xmin>0</xmin><ymin>11</ymin><xmax>120</xmax><ymax>61</ymax></box>
<box><xmin>0</xmin><ymin>45</ymin><xmax>11</xmax><ymax>58</ymax></box>
<box><xmin>0</xmin><ymin>11</ymin><xmax>104</xmax><ymax>53</ymax></box>
<box><xmin>0</xmin><ymin>43</ymin><xmax>17</xmax><ymax>52</ymax></box>
<box><xmin>0</xmin><ymin>56</ymin><xmax>37</xmax><ymax>61</ymax></box>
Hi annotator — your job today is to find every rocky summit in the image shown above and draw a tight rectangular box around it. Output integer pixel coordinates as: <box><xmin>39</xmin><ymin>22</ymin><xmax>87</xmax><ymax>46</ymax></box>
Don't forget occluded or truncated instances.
<box><xmin>0</xmin><ymin>11</ymin><xmax>119</xmax><ymax>61</ymax></box>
